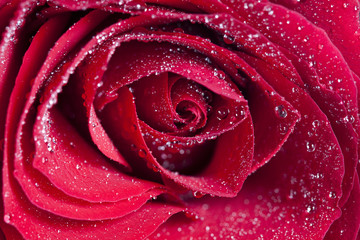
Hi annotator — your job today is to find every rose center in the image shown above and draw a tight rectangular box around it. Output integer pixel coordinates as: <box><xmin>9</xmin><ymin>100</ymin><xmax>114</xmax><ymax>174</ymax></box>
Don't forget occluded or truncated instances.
<box><xmin>131</xmin><ymin>72</ymin><xmax>212</xmax><ymax>136</ymax></box>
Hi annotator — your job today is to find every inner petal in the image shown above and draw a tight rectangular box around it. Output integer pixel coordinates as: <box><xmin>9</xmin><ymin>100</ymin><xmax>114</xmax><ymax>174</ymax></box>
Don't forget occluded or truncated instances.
<box><xmin>130</xmin><ymin>72</ymin><xmax>178</xmax><ymax>133</ymax></box>
<box><xmin>170</xmin><ymin>77</ymin><xmax>209</xmax><ymax>134</ymax></box>
<box><xmin>131</xmin><ymin>72</ymin><xmax>213</xmax><ymax>136</ymax></box>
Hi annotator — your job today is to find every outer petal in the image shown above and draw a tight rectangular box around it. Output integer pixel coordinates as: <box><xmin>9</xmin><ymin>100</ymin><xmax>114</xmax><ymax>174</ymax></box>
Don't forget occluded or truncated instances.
<box><xmin>271</xmin><ymin>0</ymin><xmax>360</xmax><ymax>77</ymax></box>
<box><xmin>1</xmin><ymin>4</ymin><xmax>184</xmax><ymax>238</ymax></box>
<box><xmin>325</xmin><ymin>174</ymin><xmax>360</xmax><ymax>240</ymax></box>
<box><xmin>222</xmin><ymin>0</ymin><xmax>358</xmax><ymax>206</ymax></box>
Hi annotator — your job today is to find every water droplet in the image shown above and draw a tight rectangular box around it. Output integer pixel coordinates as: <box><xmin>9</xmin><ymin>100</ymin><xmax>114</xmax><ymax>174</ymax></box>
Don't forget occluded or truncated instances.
<box><xmin>275</xmin><ymin>105</ymin><xmax>287</xmax><ymax>118</ymax></box>
<box><xmin>193</xmin><ymin>191</ymin><xmax>205</xmax><ymax>198</ymax></box>
<box><xmin>317</xmin><ymin>44</ymin><xmax>324</xmax><ymax>50</ymax></box>
<box><xmin>305</xmin><ymin>205</ymin><xmax>316</xmax><ymax>214</ymax></box>
<box><xmin>287</xmin><ymin>189</ymin><xmax>296</xmax><ymax>199</ymax></box>
<box><xmin>146</xmin><ymin>162</ymin><xmax>160</xmax><ymax>172</ymax></box>
<box><xmin>306</xmin><ymin>141</ymin><xmax>316</xmax><ymax>152</ymax></box>
<box><xmin>4</xmin><ymin>214</ymin><xmax>10</xmax><ymax>223</ymax></box>
<box><xmin>312</xmin><ymin>120</ymin><xmax>320</xmax><ymax>128</ymax></box>
<box><xmin>173</xmin><ymin>28</ymin><xmax>185</xmax><ymax>33</ymax></box>
<box><xmin>223</xmin><ymin>34</ymin><xmax>235</xmax><ymax>44</ymax></box>
<box><xmin>81</xmin><ymin>93</ymin><xmax>87</xmax><ymax>101</ymax></box>
<box><xmin>97</xmin><ymin>81</ymin><xmax>103</xmax><ymax>88</ymax></box>
<box><xmin>279</xmin><ymin>124</ymin><xmax>288</xmax><ymax>135</ymax></box>
<box><xmin>124</xmin><ymin>2</ymin><xmax>146</xmax><ymax>11</ymax></box>
<box><xmin>130</xmin><ymin>144</ymin><xmax>137</xmax><ymax>151</ymax></box>
<box><xmin>138</xmin><ymin>149</ymin><xmax>147</xmax><ymax>158</ymax></box>
<box><xmin>41</xmin><ymin>157</ymin><xmax>48</xmax><ymax>164</ymax></box>
<box><xmin>214</xmin><ymin>69</ymin><xmax>225</xmax><ymax>79</ymax></box>
<box><xmin>185</xmin><ymin>210</ymin><xmax>199</xmax><ymax>220</ymax></box>
<box><xmin>216</xmin><ymin>107</ymin><xmax>229</xmax><ymax>120</ymax></box>
<box><xmin>329</xmin><ymin>191</ymin><xmax>336</xmax><ymax>199</ymax></box>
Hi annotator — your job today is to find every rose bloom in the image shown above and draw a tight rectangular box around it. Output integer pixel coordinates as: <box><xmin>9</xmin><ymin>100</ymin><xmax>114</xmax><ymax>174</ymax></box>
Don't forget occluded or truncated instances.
<box><xmin>0</xmin><ymin>0</ymin><xmax>359</xmax><ymax>239</ymax></box>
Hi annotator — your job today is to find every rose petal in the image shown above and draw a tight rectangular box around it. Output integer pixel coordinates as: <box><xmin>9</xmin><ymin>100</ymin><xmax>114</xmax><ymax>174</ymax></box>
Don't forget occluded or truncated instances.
<box><xmin>51</xmin><ymin>0</ymin><xmax>231</xmax><ymax>15</ymax></box>
<box><xmin>1</xmin><ymin>6</ymin><xmax>180</xmax><ymax>231</ymax></box>
<box><xmin>223</xmin><ymin>0</ymin><xmax>359</xmax><ymax>206</ymax></box>
<box><xmin>140</xmin><ymin>122</ymin><xmax>216</xmax><ymax>174</ymax></box>
<box><xmin>97</xmin><ymin>40</ymin><xmax>244</xmax><ymax>109</ymax></box>
<box><xmin>272</xmin><ymin>0</ymin><xmax>360</xmax><ymax>77</ymax></box>
<box><xmin>100</xmin><ymin>86</ymin><xmax>254</xmax><ymax>197</ymax></box>
<box><xmin>244</xmin><ymin>68</ymin><xmax>300</xmax><ymax>171</ymax></box>
<box><xmin>66</xmin><ymin>41</ymin><xmax>131</xmax><ymax>169</ymax></box>
<box><xmin>3</xmin><ymin>179</ymin><xmax>183</xmax><ymax>240</ymax></box>
<box><xmin>325</xmin><ymin>173</ymin><xmax>360</xmax><ymax>240</ymax></box>
<box><xmin>150</xmin><ymin>89</ymin><xmax>344</xmax><ymax>238</ymax></box>
<box><xmin>31</xmin><ymin>107</ymin><xmax>163</xmax><ymax>202</ymax></box>
<box><xmin>3</xmin><ymin>5</ymin><xmax>152</xmax><ymax>222</ymax></box>
<box><xmin>131</xmin><ymin>72</ymin><xmax>180</xmax><ymax>133</ymax></box>
<box><xmin>0</xmin><ymin>0</ymin><xmax>19</xmax><ymax>37</ymax></box>
<box><xmin>10</xmin><ymin>9</ymin><xmax>113</xmax><ymax>203</ymax></box>
<box><xmin>278</xmin><ymin>45</ymin><xmax>359</xmax><ymax>208</ymax></box>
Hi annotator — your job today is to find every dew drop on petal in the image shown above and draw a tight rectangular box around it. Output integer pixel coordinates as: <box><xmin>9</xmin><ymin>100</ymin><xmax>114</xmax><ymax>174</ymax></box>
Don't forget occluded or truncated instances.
<box><xmin>146</xmin><ymin>162</ymin><xmax>160</xmax><ymax>172</ymax></box>
<box><xmin>193</xmin><ymin>191</ymin><xmax>205</xmax><ymax>198</ymax></box>
<box><xmin>124</xmin><ymin>2</ymin><xmax>146</xmax><ymax>11</ymax></box>
<box><xmin>173</xmin><ymin>28</ymin><xmax>185</xmax><ymax>33</ymax></box>
<box><xmin>223</xmin><ymin>34</ymin><xmax>235</xmax><ymax>44</ymax></box>
<box><xmin>306</xmin><ymin>141</ymin><xmax>316</xmax><ymax>152</ymax></box>
<box><xmin>4</xmin><ymin>214</ymin><xmax>10</xmax><ymax>224</ymax></box>
<box><xmin>328</xmin><ymin>191</ymin><xmax>336</xmax><ymax>199</ymax></box>
<box><xmin>130</xmin><ymin>144</ymin><xmax>137</xmax><ymax>151</ymax></box>
<box><xmin>41</xmin><ymin>157</ymin><xmax>48</xmax><ymax>164</ymax></box>
<box><xmin>185</xmin><ymin>210</ymin><xmax>199</xmax><ymax>220</ymax></box>
<box><xmin>275</xmin><ymin>105</ymin><xmax>287</xmax><ymax>118</ymax></box>
<box><xmin>312</xmin><ymin>120</ymin><xmax>320</xmax><ymax>128</ymax></box>
<box><xmin>305</xmin><ymin>205</ymin><xmax>316</xmax><ymax>214</ymax></box>
<box><xmin>287</xmin><ymin>189</ymin><xmax>296</xmax><ymax>200</ymax></box>
<box><xmin>216</xmin><ymin>107</ymin><xmax>229</xmax><ymax>120</ymax></box>
<box><xmin>348</xmin><ymin>115</ymin><xmax>355</xmax><ymax>123</ymax></box>
<box><xmin>279</xmin><ymin>123</ymin><xmax>288</xmax><ymax>135</ymax></box>
<box><xmin>214</xmin><ymin>69</ymin><xmax>225</xmax><ymax>79</ymax></box>
<box><xmin>138</xmin><ymin>149</ymin><xmax>147</xmax><ymax>158</ymax></box>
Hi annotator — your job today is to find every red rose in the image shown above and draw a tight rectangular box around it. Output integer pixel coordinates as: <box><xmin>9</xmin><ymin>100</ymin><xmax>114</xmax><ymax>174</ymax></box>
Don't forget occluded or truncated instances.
<box><xmin>0</xmin><ymin>0</ymin><xmax>359</xmax><ymax>239</ymax></box>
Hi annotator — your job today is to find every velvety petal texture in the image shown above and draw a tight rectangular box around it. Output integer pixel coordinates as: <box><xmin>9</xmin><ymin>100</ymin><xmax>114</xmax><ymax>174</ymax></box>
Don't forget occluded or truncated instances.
<box><xmin>0</xmin><ymin>0</ymin><xmax>359</xmax><ymax>239</ymax></box>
